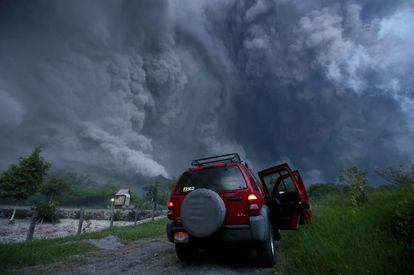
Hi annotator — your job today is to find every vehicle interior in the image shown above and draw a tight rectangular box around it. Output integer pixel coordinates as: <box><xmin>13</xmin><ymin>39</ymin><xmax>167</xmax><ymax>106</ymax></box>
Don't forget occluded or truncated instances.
<box><xmin>262</xmin><ymin>170</ymin><xmax>299</xmax><ymax>229</ymax></box>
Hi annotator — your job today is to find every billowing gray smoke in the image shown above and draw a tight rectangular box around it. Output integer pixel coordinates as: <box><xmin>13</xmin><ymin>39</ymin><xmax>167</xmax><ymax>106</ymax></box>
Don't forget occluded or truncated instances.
<box><xmin>0</xmin><ymin>0</ymin><xmax>413</xmax><ymax>184</ymax></box>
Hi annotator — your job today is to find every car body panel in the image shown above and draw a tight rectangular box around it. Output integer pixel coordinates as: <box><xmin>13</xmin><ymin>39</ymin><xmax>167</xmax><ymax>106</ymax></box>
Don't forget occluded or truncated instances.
<box><xmin>168</xmin><ymin>155</ymin><xmax>311</xmax><ymax>243</ymax></box>
<box><xmin>258</xmin><ymin>163</ymin><xmax>311</xmax><ymax>229</ymax></box>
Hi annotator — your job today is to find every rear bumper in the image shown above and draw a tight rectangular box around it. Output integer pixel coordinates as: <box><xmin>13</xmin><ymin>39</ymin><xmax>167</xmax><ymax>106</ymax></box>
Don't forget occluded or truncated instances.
<box><xmin>167</xmin><ymin>213</ymin><xmax>268</xmax><ymax>243</ymax></box>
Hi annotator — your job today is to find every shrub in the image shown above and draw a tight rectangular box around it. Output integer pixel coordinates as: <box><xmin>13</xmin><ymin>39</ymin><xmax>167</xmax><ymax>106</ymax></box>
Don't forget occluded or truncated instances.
<box><xmin>308</xmin><ymin>183</ymin><xmax>347</xmax><ymax>200</ymax></box>
<box><xmin>376</xmin><ymin>166</ymin><xmax>414</xmax><ymax>186</ymax></box>
<box><xmin>113</xmin><ymin>210</ymin><xmax>122</xmax><ymax>221</ymax></box>
<box><xmin>339</xmin><ymin>166</ymin><xmax>368</xmax><ymax>208</ymax></box>
<box><xmin>128</xmin><ymin>211</ymin><xmax>136</xmax><ymax>221</ymax></box>
<box><xmin>393</xmin><ymin>183</ymin><xmax>414</xmax><ymax>250</ymax></box>
<box><xmin>35</xmin><ymin>202</ymin><xmax>60</xmax><ymax>223</ymax></box>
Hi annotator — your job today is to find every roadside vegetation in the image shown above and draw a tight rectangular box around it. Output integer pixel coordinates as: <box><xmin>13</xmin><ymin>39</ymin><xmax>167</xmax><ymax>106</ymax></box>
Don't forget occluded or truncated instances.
<box><xmin>0</xmin><ymin>218</ymin><xmax>167</xmax><ymax>271</ymax></box>
<box><xmin>0</xmin><ymin>146</ymin><xmax>174</xmax><ymax>222</ymax></box>
<box><xmin>278</xmin><ymin>166</ymin><xmax>414</xmax><ymax>275</ymax></box>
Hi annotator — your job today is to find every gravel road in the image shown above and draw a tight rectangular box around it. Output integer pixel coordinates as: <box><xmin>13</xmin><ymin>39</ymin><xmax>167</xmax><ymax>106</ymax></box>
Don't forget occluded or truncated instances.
<box><xmin>18</xmin><ymin>238</ymin><xmax>278</xmax><ymax>274</ymax></box>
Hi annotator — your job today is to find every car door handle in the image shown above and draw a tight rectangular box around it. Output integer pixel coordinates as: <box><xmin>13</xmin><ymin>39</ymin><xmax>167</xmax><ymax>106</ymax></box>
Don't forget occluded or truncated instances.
<box><xmin>226</xmin><ymin>196</ymin><xmax>243</xmax><ymax>201</ymax></box>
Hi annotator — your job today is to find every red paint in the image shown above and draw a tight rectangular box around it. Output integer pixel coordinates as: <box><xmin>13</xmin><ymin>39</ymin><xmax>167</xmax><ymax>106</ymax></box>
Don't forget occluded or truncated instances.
<box><xmin>168</xmin><ymin>157</ymin><xmax>312</xmax><ymax>231</ymax></box>
<box><xmin>258</xmin><ymin>163</ymin><xmax>312</xmax><ymax>229</ymax></box>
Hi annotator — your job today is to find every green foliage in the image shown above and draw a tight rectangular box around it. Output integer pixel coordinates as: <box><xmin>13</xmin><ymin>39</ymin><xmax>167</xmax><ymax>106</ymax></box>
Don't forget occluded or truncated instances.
<box><xmin>278</xmin><ymin>187</ymin><xmax>413</xmax><ymax>275</ymax></box>
<box><xmin>0</xmin><ymin>218</ymin><xmax>167</xmax><ymax>271</ymax></box>
<box><xmin>339</xmin><ymin>166</ymin><xmax>368</xmax><ymax>208</ymax></box>
<box><xmin>392</xmin><ymin>183</ymin><xmax>414</xmax><ymax>251</ymax></box>
<box><xmin>134</xmin><ymin>196</ymin><xmax>150</xmax><ymax>210</ymax></box>
<box><xmin>376</xmin><ymin>166</ymin><xmax>414</xmax><ymax>186</ymax></box>
<box><xmin>59</xmin><ymin>183</ymin><xmax>136</xmax><ymax>207</ymax></box>
<box><xmin>41</xmin><ymin>178</ymin><xmax>71</xmax><ymax>203</ymax></box>
<box><xmin>128</xmin><ymin>210</ymin><xmax>136</xmax><ymax>221</ymax></box>
<box><xmin>87</xmin><ymin>217</ymin><xmax>167</xmax><ymax>243</ymax></box>
<box><xmin>307</xmin><ymin>183</ymin><xmax>346</xmax><ymax>200</ymax></box>
<box><xmin>144</xmin><ymin>183</ymin><xmax>159</xmax><ymax>203</ymax></box>
<box><xmin>0</xmin><ymin>240</ymin><xmax>95</xmax><ymax>272</ymax></box>
<box><xmin>0</xmin><ymin>146</ymin><xmax>51</xmax><ymax>201</ymax></box>
<box><xmin>143</xmin><ymin>180</ymin><xmax>174</xmax><ymax>208</ymax></box>
<box><xmin>42</xmin><ymin>170</ymin><xmax>121</xmax><ymax>207</ymax></box>
<box><xmin>113</xmin><ymin>210</ymin><xmax>122</xmax><ymax>221</ymax></box>
<box><xmin>35</xmin><ymin>202</ymin><xmax>60</xmax><ymax>223</ymax></box>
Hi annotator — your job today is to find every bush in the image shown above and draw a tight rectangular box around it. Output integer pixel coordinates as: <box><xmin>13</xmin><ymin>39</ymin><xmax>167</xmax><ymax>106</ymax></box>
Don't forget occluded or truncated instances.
<box><xmin>113</xmin><ymin>210</ymin><xmax>122</xmax><ymax>221</ymax></box>
<box><xmin>339</xmin><ymin>166</ymin><xmax>368</xmax><ymax>208</ymax></box>
<box><xmin>376</xmin><ymin>166</ymin><xmax>414</xmax><ymax>186</ymax></box>
<box><xmin>278</xmin><ymin>187</ymin><xmax>413</xmax><ymax>274</ymax></box>
<box><xmin>35</xmin><ymin>202</ymin><xmax>60</xmax><ymax>223</ymax></box>
<box><xmin>308</xmin><ymin>183</ymin><xmax>347</xmax><ymax>200</ymax></box>
<box><xmin>128</xmin><ymin>211</ymin><xmax>136</xmax><ymax>221</ymax></box>
<box><xmin>393</xmin><ymin>183</ymin><xmax>414</xmax><ymax>251</ymax></box>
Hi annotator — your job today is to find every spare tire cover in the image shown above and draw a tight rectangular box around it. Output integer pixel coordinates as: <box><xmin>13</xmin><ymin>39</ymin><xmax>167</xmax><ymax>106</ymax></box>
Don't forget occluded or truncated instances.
<box><xmin>180</xmin><ymin>188</ymin><xmax>226</xmax><ymax>238</ymax></box>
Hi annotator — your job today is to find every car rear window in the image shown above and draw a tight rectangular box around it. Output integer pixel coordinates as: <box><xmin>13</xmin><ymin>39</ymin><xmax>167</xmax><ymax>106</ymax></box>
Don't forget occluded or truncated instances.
<box><xmin>175</xmin><ymin>166</ymin><xmax>247</xmax><ymax>194</ymax></box>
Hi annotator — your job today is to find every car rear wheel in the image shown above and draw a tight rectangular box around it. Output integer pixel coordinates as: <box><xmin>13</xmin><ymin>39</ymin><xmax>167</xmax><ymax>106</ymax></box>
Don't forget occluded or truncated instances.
<box><xmin>175</xmin><ymin>243</ymin><xmax>198</xmax><ymax>262</ymax></box>
<box><xmin>257</xmin><ymin>225</ymin><xmax>276</xmax><ymax>267</ymax></box>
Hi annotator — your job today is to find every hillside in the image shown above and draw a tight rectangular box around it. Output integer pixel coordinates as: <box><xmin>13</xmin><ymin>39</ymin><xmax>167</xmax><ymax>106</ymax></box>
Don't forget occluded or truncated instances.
<box><xmin>277</xmin><ymin>184</ymin><xmax>414</xmax><ymax>274</ymax></box>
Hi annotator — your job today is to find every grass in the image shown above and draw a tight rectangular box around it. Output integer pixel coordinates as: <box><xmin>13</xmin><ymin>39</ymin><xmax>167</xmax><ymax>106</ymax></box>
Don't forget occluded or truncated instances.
<box><xmin>0</xmin><ymin>218</ymin><xmax>167</xmax><ymax>272</ymax></box>
<box><xmin>73</xmin><ymin>217</ymin><xmax>167</xmax><ymax>243</ymax></box>
<box><xmin>278</xmin><ymin>187</ymin><xmax>413</xmax><ymax>275</ymax></box>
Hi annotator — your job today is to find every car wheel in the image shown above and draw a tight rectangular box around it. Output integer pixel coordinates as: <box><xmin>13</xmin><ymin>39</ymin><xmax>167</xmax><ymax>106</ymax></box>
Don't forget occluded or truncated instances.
<box><xmin>257</xmin><ymin>225</ymin><xmax>276</xmax><ymax>267</ymax></box>
<box><xmin>180</xmin><ymin>188</ymin><xmax>226</xmax><ymax>238</ymax></box>
<box><xmin>273</xmin><ymin>228</ymin><xmax>281</xmax><ymax>241</ymax></box>
<box><xmin>175</xmin><ymin>243</ymin><xmax>198</xmax><ymax>262</ymax></box>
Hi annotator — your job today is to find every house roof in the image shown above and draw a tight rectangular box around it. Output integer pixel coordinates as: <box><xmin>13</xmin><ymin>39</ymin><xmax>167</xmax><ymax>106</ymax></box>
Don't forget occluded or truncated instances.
<box><xmin>116</xmin><ymin>189</ymin><xmax>130</xmax><ymax>196</ymax></box>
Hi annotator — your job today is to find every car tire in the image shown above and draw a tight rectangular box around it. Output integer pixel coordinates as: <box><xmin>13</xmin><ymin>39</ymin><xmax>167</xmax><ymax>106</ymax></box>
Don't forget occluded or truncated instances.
<box><xmin>273</xmin><ymin>228</ymin><xmax>281</xmax><ymax>241</ymax></box>
<box><xmin>175</xmin><ymin>243</ymin><xmax>198</xmax><ymax>262</ymax></box>
<box><xmin>180</xmin><ymin>188</ymin><xmax>226</xmax><ymax>238</ymax></box>
<box><xmin>257</xmin><ymin>225</ymin><xmax>276</xmax><ymax>267</ymax></box>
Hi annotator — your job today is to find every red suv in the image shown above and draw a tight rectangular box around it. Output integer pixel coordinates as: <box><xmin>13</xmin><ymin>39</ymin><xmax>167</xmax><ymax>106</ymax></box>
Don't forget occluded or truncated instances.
<box><xmin>166</xmin><ymin>153</ymin><xmax>312</xmax><ymax>267</ymax></box>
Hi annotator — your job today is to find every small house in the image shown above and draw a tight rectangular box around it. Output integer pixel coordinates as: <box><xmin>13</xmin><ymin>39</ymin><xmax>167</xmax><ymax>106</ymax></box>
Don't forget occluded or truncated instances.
<box><xmin>114</xmin><ymin>189</ymin><xmax>131</xmax><ymax>207</ymax></box>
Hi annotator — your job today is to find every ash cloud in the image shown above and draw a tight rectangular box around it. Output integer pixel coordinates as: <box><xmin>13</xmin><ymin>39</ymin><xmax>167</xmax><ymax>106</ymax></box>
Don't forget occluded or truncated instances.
<box><xmin>0</xmin><ymin>0</ymin><xmax>413</xmax><ymax>184</ymax></box>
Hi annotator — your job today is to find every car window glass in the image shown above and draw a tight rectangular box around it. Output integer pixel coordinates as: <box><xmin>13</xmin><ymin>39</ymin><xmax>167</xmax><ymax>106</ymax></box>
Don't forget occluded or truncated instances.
<box><xmin>248</xmin><ymin>170</ymin><xmax>261</xmax><ymax>193</ymax></box>
<box><xmin>283</xmin><ymin>176</ymin><xmax>297</xmax><ymax>193</ymax></box>
<box><xmin>262</xmin><ymin>170</ymin><xmax>288</xmax><ymax>193</ymax></box>
<box><xmin>175</xmin><ymin>166</ymin><xmax>247</xmax><ymax>194</ymax></box>
<box><xmin>252</xmin><ymin>173</ymin><xmax>265</xmax><ymax>193</ymax></box>
<box><xmin>277</xmin><ymin>181</ymin><xmax>286</xmax><ymax>193</ymax></box>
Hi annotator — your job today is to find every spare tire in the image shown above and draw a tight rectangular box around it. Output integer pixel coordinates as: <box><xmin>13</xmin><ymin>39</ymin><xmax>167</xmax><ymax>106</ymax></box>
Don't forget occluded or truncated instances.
<box><xmin>180</xmin><ymin>188</ymin><xmax>226</xmax><ymax>238</ymax></box>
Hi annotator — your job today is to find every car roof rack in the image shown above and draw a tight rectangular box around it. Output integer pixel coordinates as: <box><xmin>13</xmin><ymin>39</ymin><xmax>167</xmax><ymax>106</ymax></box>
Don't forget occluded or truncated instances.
<box><xmin>191</xmin><ymin>153</ymin><xmax>241</xmax><ymax>167</ymax></box>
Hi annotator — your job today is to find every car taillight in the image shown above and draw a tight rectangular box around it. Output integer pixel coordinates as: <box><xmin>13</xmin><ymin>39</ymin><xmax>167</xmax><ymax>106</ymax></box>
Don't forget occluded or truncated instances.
<box><xmin>248</xmin><ymin>194</ymin><xmax>258</xmax><ymax>203</ymax></box>
<box><xmin>167</xmin><ymin>201</ymin><xmax>174</xmax><ymax>220</ymax></box>
<box><xmin>248</xmin><ymin>194</ymin><xmax>260</xmax><ymax>216</ymax></box>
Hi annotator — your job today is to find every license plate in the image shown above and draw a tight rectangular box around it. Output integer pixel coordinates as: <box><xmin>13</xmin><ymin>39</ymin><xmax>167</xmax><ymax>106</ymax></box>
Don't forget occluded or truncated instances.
<box><xmin>174</xmin><ymin>231</ymin><xmax>189</xmax><ymax>243</ymax></box>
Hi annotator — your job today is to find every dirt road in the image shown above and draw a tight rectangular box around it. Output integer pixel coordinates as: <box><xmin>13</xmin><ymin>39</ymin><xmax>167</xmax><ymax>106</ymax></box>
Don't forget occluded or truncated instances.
<box><xmin>19</xmin><ymin>238</ymin><xmax>277</xmax><ymax>274</ymax></box>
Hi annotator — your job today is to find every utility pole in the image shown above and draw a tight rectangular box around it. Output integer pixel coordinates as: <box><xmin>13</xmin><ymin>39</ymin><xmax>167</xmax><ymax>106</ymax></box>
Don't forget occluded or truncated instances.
<box><xmin>110</xmin><ymin>198</ymin><xmax>115</xmax><ymax>229</ymax></box>
<box><xmin>77</xmin><ymin>207</ymin><xmax>84</xmax><ymax>235</ymax></box>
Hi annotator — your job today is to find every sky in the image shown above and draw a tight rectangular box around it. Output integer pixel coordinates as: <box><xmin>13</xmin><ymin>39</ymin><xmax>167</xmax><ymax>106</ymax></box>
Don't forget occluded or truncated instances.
<box><xmin>0</xmin><ymin>0</ymin><xmax>413</xmax><ymax>185</ymax></box>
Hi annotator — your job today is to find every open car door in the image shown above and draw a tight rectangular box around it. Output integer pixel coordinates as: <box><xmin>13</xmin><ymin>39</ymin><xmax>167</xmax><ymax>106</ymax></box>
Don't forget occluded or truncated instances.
<box><xmin>258</xmin><ymin>163</ymin><xmax>311</xmax><ymax>229</ymax></box>
<box><xmin>292</xmin><ymin>170</ymin><xmax>312</xmax><ymax>224</ymax></box>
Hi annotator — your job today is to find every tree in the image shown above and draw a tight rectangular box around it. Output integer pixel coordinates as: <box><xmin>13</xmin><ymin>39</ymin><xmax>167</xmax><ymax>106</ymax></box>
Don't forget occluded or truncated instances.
<box><xmin>41</xmin><ymin>178</ymin><xmax>71</xmax><ymax>203</ymax></box>
<box><xmin>375</xmin><ymin>166</ymin><xmax>414</xmax><ymax>186</ymax></box>
<box><xmin>339</xmin><ymin>166</ymin><xmax>368</xmax><ymax>208</ymax></box>
<box><xmin>144</xmin><ymin>182</ymin><xmax>160</xmax><ymax>220</ymax></box>
<box><xmin>0</xmin><ymin>146</ymin><xmax>51</xmax><ymax>222</ymax></box>
<box><xmin>307</xmin><ymin>182</ymin><xmax>346</xmax><ymax>200</ymax></box>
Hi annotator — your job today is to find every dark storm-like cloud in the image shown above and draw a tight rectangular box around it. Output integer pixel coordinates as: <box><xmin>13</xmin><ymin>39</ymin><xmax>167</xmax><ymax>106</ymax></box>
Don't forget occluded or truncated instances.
<box><xmin>0</xmin><ymin>0</ymin><xmax>413</xmax><ymax>184</ymax></box>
